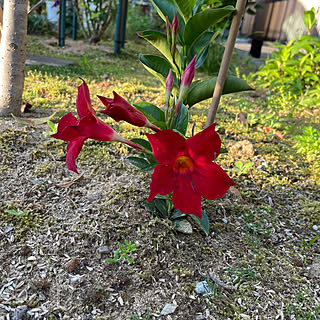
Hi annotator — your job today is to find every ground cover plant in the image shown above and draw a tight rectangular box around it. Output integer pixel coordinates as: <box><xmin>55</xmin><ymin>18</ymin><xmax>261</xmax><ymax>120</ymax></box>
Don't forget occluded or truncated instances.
<box><xmin>0</xmin><ymin>5</ymin><xmax>320</xmax><ymax>320</ymax></box>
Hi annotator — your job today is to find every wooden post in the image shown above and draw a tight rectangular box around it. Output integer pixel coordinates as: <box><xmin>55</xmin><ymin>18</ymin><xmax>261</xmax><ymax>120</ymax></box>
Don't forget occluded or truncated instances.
<box><xmin>205</xmin><ymin>0</ymin><xmax>247</xmax><ymax>128</ymax></box>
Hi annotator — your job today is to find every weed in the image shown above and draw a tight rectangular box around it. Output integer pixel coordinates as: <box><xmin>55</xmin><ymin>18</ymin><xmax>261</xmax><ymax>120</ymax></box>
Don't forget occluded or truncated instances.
<box><xmin>284</xmin><ymin>290</ymin><xmax>320</xmax><ymax>320</ymax></box>
<box><xmin>294</xmin><ymin>126</ymin><xmax>320</xmax><ymax>161</ymax></box>
<box><xmin>106</xmin><ymin>240</ymin><xmax>137</xmax><ymax>263</ymax></box>
<box><xmin>128</xmin><ymin>310</ymin><xmax>155</xmax><ymax>320</ymax></box>
<box><xmin>226</xmin><ymin>263</ymin><xmax>259</xmax><ymax>285</ymax></box>
<box><xmin>233</xmin><ymin>160</ymin><xmax>254</xmax><ymax>176</ymax></box>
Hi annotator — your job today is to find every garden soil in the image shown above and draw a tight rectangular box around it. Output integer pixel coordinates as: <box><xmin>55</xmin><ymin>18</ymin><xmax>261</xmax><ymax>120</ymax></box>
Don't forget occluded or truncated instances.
<box><xmin>0</xmin><ymin>40</ymin><xmax>319</xmax><ymax>320</ymax></box>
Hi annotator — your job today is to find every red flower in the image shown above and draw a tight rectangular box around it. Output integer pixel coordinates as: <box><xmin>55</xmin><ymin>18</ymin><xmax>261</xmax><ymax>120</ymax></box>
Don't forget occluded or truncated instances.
<box><xmin>52</xmin><ymin>79</ymin><xmax>143</xmax><ymax>173</ymax></box>
<box><xmin>146</xmin><ymin>124</ymin><xmax>235</xmax><ymax>218</ymax></box>
<box><xmin>98</xmin><ymin>92</ymin><xmax>160</xmax><ymax>132</ymax></box>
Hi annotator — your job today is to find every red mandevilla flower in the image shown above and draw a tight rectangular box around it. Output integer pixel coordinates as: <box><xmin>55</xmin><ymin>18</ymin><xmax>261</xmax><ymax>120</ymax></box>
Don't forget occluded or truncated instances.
<box><xmin>52</xmin><ymin>79</ymin><xmax>143</xmax><ymax>173</ymax></box>
<box><xmin>146</xmin><ymin>124</ymin><xmax>235</xmax><ymax>219</ymax></box>
<box><xmin>98</xmin><ymin>92</ymin><xmax>160</xmax><ymax>132</ymax></box>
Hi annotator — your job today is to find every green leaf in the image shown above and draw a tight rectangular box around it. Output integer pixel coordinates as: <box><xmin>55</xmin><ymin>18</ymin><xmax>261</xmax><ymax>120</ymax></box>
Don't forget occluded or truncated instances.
<box><xmin>171</xmin><ymin>209</ymin><xmax>186</xmax><ymax>220</ymax></box>
<box><xmin>190</xmin><ymin>210</ymin><xmax>209</xmax><ymax>236</ymax></box>
<box><xmin>133</xmin><ymin>101</ymin><xmax>165</xmax><ymax>122</ymax></box>
<box><xmin>130</xmin><ymin>138</ymin><xmax>152</xmax><ymax>151</ymax></box>
<box><xmin>154</xmin><ymin>199</ymin><xmax>169</xmax><ymax>217</ymax></box>
<box><xmin>127</xmin><ymin>156</ymin><xmax>149</xmax><ymax>168</ymax></box>
<box><xmin>243</xmin><ymin>162</ymin><xmax>254</xmax><ymax>170</ymax></box>
<box><xmin>187</xmin><ymin>32</ymin><xmax>215</xmax><ymax>69</ymax></box>
<box><xmin>139</xmin><ymin>54</ymin><xmax>178</xmax><ymax>87</ymax></box>
<box><xmin>137</xmin><ymin>30</ymin><xmax>181</xmax><ymax>72</ymax></box>
<box><xmin>173</xmin><ymin>103</ymin><xmax>189</xmax><ymax>135</ymax></box>
<box><xmin>183</xmin><ymin>7</ymin><xmax>235</xmax><ymax>52</ymax></box>
<box><xmin>303</xmin><ymin>7</ymin><xmax>316</xmax><ymax>31</ymax></box>
<box><xmin>172</xmin><ymin>0</ymin><xmax>196</xmax><ymax>23</ymax></box>
<box><xmin>185</xmin><ymin>76</ymin><xmax>253</xmax><ymax>107</ymax></box>
<box><xmin>307</xmin><ymin>234</ymin><xmax>319</xmax><ymax>248</ymax></box>
<box><xmin>151</xmin><ymin>0</ymin><xmax>185</xmax><ymax>40</ymax></box>
<box><xmin>144</xmin><ymin>198</ymin><xmax>169</xmax><ymax>218</ymax></box>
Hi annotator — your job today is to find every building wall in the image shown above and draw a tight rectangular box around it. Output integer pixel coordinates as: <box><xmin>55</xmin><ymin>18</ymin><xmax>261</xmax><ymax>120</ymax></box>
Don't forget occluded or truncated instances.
<box><xmin>240</xmin><ymin>0</ymin><xmax>320</xmax><ymax>41</ymax></box>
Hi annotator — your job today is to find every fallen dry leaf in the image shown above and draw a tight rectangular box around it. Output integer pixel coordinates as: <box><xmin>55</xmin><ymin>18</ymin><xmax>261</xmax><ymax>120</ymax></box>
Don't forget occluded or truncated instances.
<box><xmin>12</xmin><ymin>112</ymin><xmax>56</xmax><ymax>126</ymax></box>
<box><xmin>239</xmin><ymin>112</ymin><xmax>247</xmax><ymax>125</ymax></box>
<box><xmin>56</xmin><ymin>173</ymin><xmax>84</xmax><ymax>188</ymax></box>
<box><xmin>229</xmin><ymin>186</ymin><xmax>245</xmax><ymax>204</ymax></box>
<box><xmin>275</xmin><ymin>130</ymin><xmax>285</xmax><ymax>140</ymax></box>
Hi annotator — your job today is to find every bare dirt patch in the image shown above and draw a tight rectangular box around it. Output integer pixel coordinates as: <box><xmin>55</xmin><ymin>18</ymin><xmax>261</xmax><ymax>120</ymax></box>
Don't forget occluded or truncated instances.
<box><xmin>0</xmin><ymin>111</ymin><xmax>319</xmax><ymax>320</ymax></box>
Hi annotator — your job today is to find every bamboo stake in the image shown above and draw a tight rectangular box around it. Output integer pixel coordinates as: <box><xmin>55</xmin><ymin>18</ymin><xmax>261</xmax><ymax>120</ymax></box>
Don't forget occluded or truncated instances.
<box><xmin>28</xmin><ymin>0</ymin><xmax>45</xmax><ymax>15</ymax></box>
<box><xmin>205</xmin><ymin>0</ymin><xmax>247</xmax><ymax>128</ymax></box>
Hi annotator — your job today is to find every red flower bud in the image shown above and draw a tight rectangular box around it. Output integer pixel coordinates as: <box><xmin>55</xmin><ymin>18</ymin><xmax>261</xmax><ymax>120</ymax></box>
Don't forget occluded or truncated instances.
<box><xmin>172</xmin><ymin>12</ymin><xmax>179</xmax><ymax>37</ymax></box>
<box><xmin>165</xmin><ymin>70</ymin><xmax>174</xmax><ymax>95</ymax></box>
<box><xmin>98</xmin><ymin>92</ymin><xmax>160</xmax><ymax>132</ymax></box>
<box><xmin>179</xmin><ymin>55</ymin><xmax>197</xmax><ymax>101</ymax></box>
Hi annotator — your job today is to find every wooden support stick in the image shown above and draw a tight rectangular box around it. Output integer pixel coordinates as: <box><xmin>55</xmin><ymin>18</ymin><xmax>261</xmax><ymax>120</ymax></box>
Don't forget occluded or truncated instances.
<box><xmin>28</xmin><ymin>0</ymin><xmax>46</xmax><ymax>15</ymax></box>
<box><xmin>205</xmin><ymin>0</ymin><xmax>247</xmax><ymax>128</ymax></box>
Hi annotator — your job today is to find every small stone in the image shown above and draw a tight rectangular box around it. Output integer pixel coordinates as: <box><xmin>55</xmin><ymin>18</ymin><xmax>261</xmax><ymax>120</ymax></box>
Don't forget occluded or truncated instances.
<box><xmin>97</xmin><ymin>246</ymin><xmax>109</xmax><ymax>254</ymax></box>
<box><xmin>91</xmin><ymin>310</ymin><xmax>97</xmax><ymax>315</ymax></box>
<box><xmin>12</xmin><ymin>305</ymin><xmax>28</xmax><ymax>320</ymax></box>
<box><xmin>27</xmin><ymin>256</ymin><xmax>37</xmax><ymax>261</ymax></box>
<box><xmin>196</xmin><ymin>315</ymin><xmax>206</xmax><ymax>320</ymax></box>
<box><xmin>160</xmin><ymin>303</ymin><xmax>177</xmax><ymax>316</ymax></box>
<box><xmin>312</xmin><ymin>225</ymin><xmax>318</xmax><ymax>231</ymax></box>
<box><xmin>229</xmin><ymin>140</ymin><xmax>254</xmax><ymax>159</ymax></box>
<box><xmin>307</xmin><ymin>262</ymin><xmax>320</xmax><ymax>279</ymax></box>
<box><xmin>70</xmin><ymin>275</ymin><xmax>81</xmax><ymax>283</ymax></box>
<box><xmin>222</xmin><ymin>218</ymin><xmax>228</xmax><ymax>223</ymax></box>
<box><xmin>175</xmin><ymin>219</ymin><xmax>192</xmax><ymax>234</ymax></box>
<box><xmin>4</xmin><ymin>226</ymin><xmax>13</xmax><ymax>233</ymax></box>
<box><xmin>195</xmin><ymin>281</ymin><xmax>212</xmax><ymax>295</ymax></box>
<box><xmin>118</xmin><ymin>296</ymin><xmax>124</xmax><ymax>306</ymax></box>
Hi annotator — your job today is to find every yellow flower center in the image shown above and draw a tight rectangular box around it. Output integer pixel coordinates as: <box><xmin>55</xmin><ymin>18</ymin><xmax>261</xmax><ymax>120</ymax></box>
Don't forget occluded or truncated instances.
<box><xmin>173</xmin><ymin>155</ymin><xmax>194</xmax><ymax>173</ymax></box>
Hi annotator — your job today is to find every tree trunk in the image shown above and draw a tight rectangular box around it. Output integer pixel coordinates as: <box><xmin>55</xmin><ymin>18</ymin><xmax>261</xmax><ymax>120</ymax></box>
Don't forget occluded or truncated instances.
<box><xmin>0</xmin><ymin>0</ymin><xmax>28</xmax><ymax>117</ymax></box>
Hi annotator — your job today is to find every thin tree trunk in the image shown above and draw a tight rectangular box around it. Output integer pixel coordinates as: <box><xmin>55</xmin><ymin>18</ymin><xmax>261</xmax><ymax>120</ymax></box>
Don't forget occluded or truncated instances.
<box><xmin>0</xmin><ymin>0</ymin><xmax>28</xmax><ymax>117</ymax></box>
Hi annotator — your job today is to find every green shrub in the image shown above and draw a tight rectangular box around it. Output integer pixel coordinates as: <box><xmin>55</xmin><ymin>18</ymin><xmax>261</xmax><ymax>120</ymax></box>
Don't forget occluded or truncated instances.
<box><xmin>254</xmin><ymin>9</ymin><xmax>320</xmax><ymax>108</ymax></box>
<box><xmin>294</xmin><ymin>126</ymin><xmax>320</xmax><ymax>161</ymax></box>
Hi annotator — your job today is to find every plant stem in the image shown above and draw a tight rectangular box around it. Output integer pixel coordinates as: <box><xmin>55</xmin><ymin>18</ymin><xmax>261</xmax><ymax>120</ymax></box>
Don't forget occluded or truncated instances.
<box><xmin>205</xmin><ymin>0</ymin><xmax>247</xmax><ymax>128</ymax></box>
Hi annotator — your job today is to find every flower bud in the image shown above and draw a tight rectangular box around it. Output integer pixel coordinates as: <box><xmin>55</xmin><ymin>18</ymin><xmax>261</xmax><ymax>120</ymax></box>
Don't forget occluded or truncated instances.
<box><xmin>179</xmin><ymin>55</ymin><xmax>196</xmax><ymax>100</ymax></box>
<box><xmin>98</xmin><ymin>92</ymin><xmax>161</xmax><ymax>132</ymax></box>
<box><xmin>165</xmin><ymin>70</ymin><xmax>174</xmax><ymax>106</ymax></box>
<box><xmin>172</xmin><ymin>12</ymin><xmax>179</xmax><ymax>38</ymax></box>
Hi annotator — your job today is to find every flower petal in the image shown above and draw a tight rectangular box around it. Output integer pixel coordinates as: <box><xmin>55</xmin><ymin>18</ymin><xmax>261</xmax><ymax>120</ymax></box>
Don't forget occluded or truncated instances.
<box><xmin>146</xmin><ymin>130</ymin><xmax>186</xmax><ymax>165</ymax></box>
<box><xmin>66</xmin><ymin>136</ymin><xmax>86</xmax><ymax>174</ymax></box>
<box><xmin>98</xmin><ymin>92</ymin><xmax>148</xmax><ymax>127</ymax></box>
<box><xmin>51</xmin><ymin>112</ymin><xmax>78</xmax><ymax>141</ymax></box>
<box><xmin>172</xmin><ymin>176</ymin><xmax>202</xmax><ymax>218</ymax></box>
<box><xmin>147</xmin><ymin>165</ymin><xmax>175</xmax><ymax>201</ymax></box>
<box><xmin>186</xmin><ymin>123</ymin><xmax>221</xmax><ymax>163</ymax></box>
<box><xmin>192</xmin><ymin>162</ymin><xmax>235</xmax><ymax>200</ymax></box>
<box><xmin>77</xmin><ymin>115</ymin><xmax>117</xmax><ymax>141</ymax></box>
<box><xmin>77</xmin><ymin>79</ymin><xmax>95</xmax><ymax>118</ymax></box>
